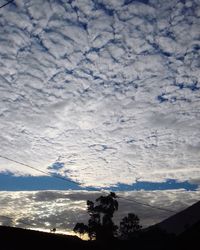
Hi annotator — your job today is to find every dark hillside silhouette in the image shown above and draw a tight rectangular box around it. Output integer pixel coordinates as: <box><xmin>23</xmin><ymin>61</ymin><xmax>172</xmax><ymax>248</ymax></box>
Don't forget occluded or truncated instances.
<box><xmin>154</xmin><ymin>201</ymin><xmax>200</xmax><ymax>235</ymax></box>
<box><xmin>1</xmin><ymin>223</ymin><xmax>199</xmax><ymax>250</ymax></box>
<box><xmin>180</xmin><ymin>219</ymin><xmax>200</xmax><ymax>239</ymax></box>
<box><xmin>0</xmin><ymin>225</ymin><xmax>83</xmax><ymax>250</ymax></box>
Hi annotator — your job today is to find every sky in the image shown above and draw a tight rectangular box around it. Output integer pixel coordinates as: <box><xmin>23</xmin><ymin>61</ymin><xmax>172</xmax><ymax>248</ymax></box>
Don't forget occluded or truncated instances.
<box><xmin>0</xmin><ymin>0</ymin><xmax>200</xmax><ymax>234</ymax></box>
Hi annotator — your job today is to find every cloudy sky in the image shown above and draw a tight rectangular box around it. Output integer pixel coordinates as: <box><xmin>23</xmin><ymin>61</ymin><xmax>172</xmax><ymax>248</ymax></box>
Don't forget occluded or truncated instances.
<box><xmin>0</xmin><ymin>0</ymin><xmax>200</xmax><ymax>235</ymax></box>
<box><xmin>1</xmin><ymin>190</ymin><xmax>200</xmax><ymax>234</ymax></box>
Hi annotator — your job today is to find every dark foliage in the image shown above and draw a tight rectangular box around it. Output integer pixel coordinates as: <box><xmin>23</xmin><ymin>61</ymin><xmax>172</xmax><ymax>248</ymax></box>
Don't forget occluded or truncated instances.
<box><xmin>73</xmin><ymin>192</ymin><xmax>118</xmax><ymax>240</ymax></box>
<box><xmin>119</xmin><ymin>213</ymin><xmax>142</xmax><ymax>240</ymax></box>
<box><xmin>73</xmin><ymin>223</ymin><xmax>88</xmax><ymax>238</ymax></box>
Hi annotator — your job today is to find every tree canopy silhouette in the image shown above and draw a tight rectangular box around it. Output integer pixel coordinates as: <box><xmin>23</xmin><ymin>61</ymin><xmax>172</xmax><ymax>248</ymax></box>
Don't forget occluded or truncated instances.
<box><xmin>73</xmin><ymin>223</ymin><xmax>88</xmax><ymax>239</ymax></box>
<box><xmin>73</xmin><ymin>192</ymin><xmax>142</xmax><ymax>241</ymax></box>
<box><xmin>73</xmin><ymin>192</ymin><xmax>118</xmax><ymax>240</ymax></box>
<box><xmin>119</xmin><ymin>213</ymin><xmax>142</xmax><ymax>240</ymax></box>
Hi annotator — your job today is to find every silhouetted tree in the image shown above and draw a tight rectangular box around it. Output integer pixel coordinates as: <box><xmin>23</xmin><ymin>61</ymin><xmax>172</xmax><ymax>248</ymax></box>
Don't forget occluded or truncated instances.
<box><xmin>119</xmin><ymin>213</ymin><xmax>142</xmax><ymax>240</ymax></box>
<box><xmin>73</xmin><ymin>223</ymin><xmax>88</xmax><ymax>239</ymax></box>
<box><xmin>73</xmin><ymin>192</ymin><xmax>118</xmax><ymax>241</ymax></box>
<box><xmin>50</xmin><ymin>227</ymin><xmax>56</xmax><ymax>233</ymax></box>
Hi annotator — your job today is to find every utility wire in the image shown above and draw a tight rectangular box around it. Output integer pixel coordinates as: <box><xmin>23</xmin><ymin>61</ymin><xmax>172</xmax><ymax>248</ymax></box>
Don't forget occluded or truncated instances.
<box><xmin>0</xmin><ymin>0</ymin><xmax>195</xmax><ymax>223</ymax></box>
<box><xmin>116</xmin><ymin>195</ymin><xmax>176</xmax><ymax>213</ymax></box>
<box><xmin>0</xmin><ymin>0</ymin><xmax>14</xmax><ymax>9</ymax></box>
<box><xmin>0</xmin><ymin>154</ymin><xmax>81</xmax><ymax>186</ymax></box>
<box><xmin>0</xmin><ymin>154</ymin><xmax>177</xmax><ymax>213</ymax></box>
<box><xmin>98</xmin><ymin>190</ymin><xmax>176</xmax><ymax>213</ymax></box>
<box><xmin>0</xmin><ymin>0</ymin><xmax>180</xmax><ymax>229</ymax></box>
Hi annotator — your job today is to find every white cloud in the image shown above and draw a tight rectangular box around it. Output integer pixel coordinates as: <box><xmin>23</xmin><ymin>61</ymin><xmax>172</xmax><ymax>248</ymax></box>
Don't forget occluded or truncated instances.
<box><xmin>0</xmin><ymin>0</ymin><xmax>199</xmax><ymax>187</ymax></box>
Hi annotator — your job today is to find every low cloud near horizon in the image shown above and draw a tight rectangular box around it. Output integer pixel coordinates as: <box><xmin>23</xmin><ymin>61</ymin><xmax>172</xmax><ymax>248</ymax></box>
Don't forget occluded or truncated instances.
<box><xmin>0</xmin><ymin>190</ymin><xmax>200</xmax><ymax>233</ymax></box>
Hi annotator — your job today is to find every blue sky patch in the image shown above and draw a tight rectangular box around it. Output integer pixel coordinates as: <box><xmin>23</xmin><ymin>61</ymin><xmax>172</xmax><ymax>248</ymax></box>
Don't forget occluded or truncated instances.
<box><xmin>0</xmin><ymin>172</ymin><xmax>82</xmax><ymax>191</ymax></box>
<box><xmin>0</xmin><ymin>173</ymin><xmax>197</xmax><ymax>191</ymax></box>
<box><xmin>124</xmin><ymin>0</ymin><xmax>149</xmax><ymax>5</ymax></box>
<box><xmin>109</xmin><ymin>179</ymin><xmax>198</xmax><ymax>191</ymax></box>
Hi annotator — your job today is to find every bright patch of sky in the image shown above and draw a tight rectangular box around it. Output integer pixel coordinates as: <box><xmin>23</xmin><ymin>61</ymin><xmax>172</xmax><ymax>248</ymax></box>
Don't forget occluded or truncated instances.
<box><xmin>0</xmin><ymin>0</ymin><xmax>200</xmax><ymax>188</ymax></box>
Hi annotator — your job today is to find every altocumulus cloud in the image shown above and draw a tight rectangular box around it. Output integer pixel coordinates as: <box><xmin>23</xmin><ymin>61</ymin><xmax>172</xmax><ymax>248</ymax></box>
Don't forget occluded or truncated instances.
<box><xmin>0</xmin><ymin>190</ymin><xmax>200</xmax><ymax>233</ymax></box>
<box><xmin>0</xmin><ymin>0</ymin><xmax>199</xmax><ymax>187</ymax></box>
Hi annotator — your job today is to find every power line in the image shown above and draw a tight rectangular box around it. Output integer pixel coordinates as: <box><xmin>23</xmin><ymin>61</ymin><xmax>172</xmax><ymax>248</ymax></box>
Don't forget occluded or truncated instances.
<box><xmin>99</xmin><ymin>190</ymin><xmax>176</xmax><ymax>213</ymax></box>
<box><xmin>0</xmin><ymin>154</ymin><xmax>81</xmax><ymax>186</ymax></box>
<box><xmin>0</xmin><ymin>155</ymin><xmax>177</xmax><ymax>213</ymax></box>
<box><xmin>0</xmin><ymin>0</ymin><xmax>195</xmax><ymax>225</ymax></box>
<box><xmin>0</xmin><ymin>0</ymin><xmax>14</xmax><ymax>9</ymax></box>
<box><xmin>117</xmin><ymin>195</ymin><xmax>176</xmax><ymax>213</ymax></box>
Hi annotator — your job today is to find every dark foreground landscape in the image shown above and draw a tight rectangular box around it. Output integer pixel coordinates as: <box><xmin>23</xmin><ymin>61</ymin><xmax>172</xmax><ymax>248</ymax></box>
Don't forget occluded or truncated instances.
<box><xmin>0</xmin><ymin>222</ymin><xmax>199</xmax><ymax>250</ymax></box>
<box><xmin>1</xmin><ymin>198</ymin><xmax>200</xmax><ymax>250</ymax></box>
